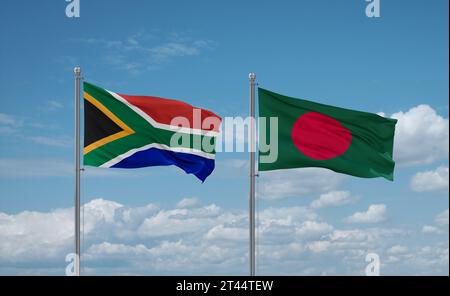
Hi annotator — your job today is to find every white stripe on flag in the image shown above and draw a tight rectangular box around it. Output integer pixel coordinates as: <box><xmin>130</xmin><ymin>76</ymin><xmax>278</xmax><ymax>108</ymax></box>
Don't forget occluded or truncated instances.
<box><xmin>100</xmin><ymin>142</ymin><xmax>216</xmax><ymax>168</ymax></box>
<box><xmin>106</xmin><ymin>90</ymin><xmax>220</xmax><ymax>137</ymax></box>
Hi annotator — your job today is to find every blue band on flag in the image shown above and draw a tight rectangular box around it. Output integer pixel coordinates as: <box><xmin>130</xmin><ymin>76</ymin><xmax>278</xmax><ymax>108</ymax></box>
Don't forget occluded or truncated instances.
<box><xmin>111</xmin><ymin>147</ymin><xmax>215</xmax><ymax>182</ymax></box>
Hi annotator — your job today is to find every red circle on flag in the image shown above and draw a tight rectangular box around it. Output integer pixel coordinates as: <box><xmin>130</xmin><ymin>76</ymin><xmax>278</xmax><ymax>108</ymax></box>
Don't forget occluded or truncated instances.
<box><xmin>291</xmin><ymin>112</ymin><xmax>352</xmax><ymax>160</ymax></box>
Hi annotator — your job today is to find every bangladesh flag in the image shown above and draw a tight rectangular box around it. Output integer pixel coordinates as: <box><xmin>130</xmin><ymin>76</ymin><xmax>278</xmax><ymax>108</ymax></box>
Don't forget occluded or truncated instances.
<box><xmin>258</xmin><ymin>88</ymin><xmax>397</xmax><ymax>181</ymax></box>
<box><xmin>83</xmin><ymin>82</ymin><xmax>221</xmax><ymax>182</ymax></box>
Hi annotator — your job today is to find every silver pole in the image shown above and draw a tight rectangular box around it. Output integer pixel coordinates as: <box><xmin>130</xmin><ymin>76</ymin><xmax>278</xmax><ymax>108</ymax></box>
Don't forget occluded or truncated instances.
<box><xmin>74</xmin><ymin>67</ymin><xmax>81</xmax><ymax>276</ymax></box>
<box><xmin>248</xmin><ymin>72</ymin><xmax>256</xmax><ymax>276</ymax></box>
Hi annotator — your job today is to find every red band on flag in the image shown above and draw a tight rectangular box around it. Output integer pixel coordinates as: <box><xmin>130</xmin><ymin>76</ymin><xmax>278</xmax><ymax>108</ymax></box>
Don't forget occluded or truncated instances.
<box><xmin>118</xmin><ymin>93</ymin><xmax>221</xmax><ymax>132</ymax></box>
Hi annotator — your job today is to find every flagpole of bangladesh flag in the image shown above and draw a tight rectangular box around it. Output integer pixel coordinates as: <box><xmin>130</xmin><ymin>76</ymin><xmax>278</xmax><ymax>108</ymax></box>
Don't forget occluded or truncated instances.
<box><xmin>248</xmin><ymin>73</ymin><xmax>257</xmax><ymax>277</ymax></box>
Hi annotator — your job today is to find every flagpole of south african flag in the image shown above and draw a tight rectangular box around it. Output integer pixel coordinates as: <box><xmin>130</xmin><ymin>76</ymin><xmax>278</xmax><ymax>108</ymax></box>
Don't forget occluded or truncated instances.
<box><xmin>74</xmin><ymin>67</ymin><xmax>81</xmax><ymax>276</ymax></box>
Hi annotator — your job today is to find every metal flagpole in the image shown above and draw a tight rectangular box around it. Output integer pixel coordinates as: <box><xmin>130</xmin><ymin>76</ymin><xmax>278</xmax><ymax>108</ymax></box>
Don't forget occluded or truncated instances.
<box><xmin>74</xmin><ymin>67</ymin><xmax>81</xmax><ymax>276</ymax></box>
<box><xmin>248</xmin><ymin>72</ymin><xmax>256</xmax><ymax>276</ymax></box>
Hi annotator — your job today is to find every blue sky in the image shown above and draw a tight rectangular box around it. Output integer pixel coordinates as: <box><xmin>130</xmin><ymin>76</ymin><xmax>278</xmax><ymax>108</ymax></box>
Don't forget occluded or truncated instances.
<box><xmin>0</xmin><ymin>0</ymin><xmax>448</xmax><ymax>275</ymax></box>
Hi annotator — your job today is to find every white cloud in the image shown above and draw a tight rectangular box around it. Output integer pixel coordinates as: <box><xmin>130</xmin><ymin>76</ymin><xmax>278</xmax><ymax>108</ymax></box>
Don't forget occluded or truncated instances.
<box><xmin>306</xmin><ymin>241</ymin><xmax>332</xmax><ymax>253</ymax></box>
<box><xmin>84</xmin><ymin>199</ymin><xmax>123</xmax><ymax>225</ymax></box>
<box><xmin>205</xmin><ymin>224</ymin><xmax>247</xmax><ymax>242</ymax></box>
<box><xmin>0</xmin><ymin>113</ymin><xmax>22</xmax><ymax>126</ymax></box>
<box><xmin>78</xmin><ymin>33</ymin><xmax>213</xmax><ymax>73</ymax></box>
<box><xmin>176</xmin><ymin>197</ymin><xmax>200</xmax><ymax>208</ymax></box>
<box><xmin>40</xmin><ymin>100</ymin><xmax>64</xmax><ymax>112</ymax></box>
<box><xmin>149</xmin><ymin>41</ymin><xmax>208</xmax><ymax>62</ymax></box>
<box><xmin>435</xmin><ymin>209</ymin><xmax>449</xmax><ymax>226</ymax></box>
<box><xmin>259</xmin><ymin>168</ymin><xmax>345</xmax><ymax>200</ymax></box>
<box><xmin>388</xmin><ymin>105</ymin><xmax>449</xmax><ymax>166</ymax></box>
<box><xmin>136</xmin><ymin>204</ymin><xmax>228</xmax><ymax>238</ymax></box>
<box><xmin>29</xmin><ymin>136</ymin><xmax>72</xmax><ymax>148</ymax></box>
<box><xmin>0</xmin><ymin>113</ymin><xmax>21</xmax><ymax>134</ymax></box>
<box><xmin>345</xmin><ymin>204</ymin><xmax>387</xmax><ymax>224</ymax></box>
<box><xmin>295</xmin><ymin>221</ymin><xmax>333</xmax><ymax>239</ymax></box>
<box><xmin>0</xmin><ymin>207</ymin><xmax>73</xmax><ymax>262</ymax></box>
<box><xmin>258</xmin><ymin>206</ymin><xmax>318</xmax><ymax>226</ymax></box>
<box><xmin>310</xmin><ymin>191</ymin><xmax>357</xmax><ymax>209</ymax></box>
<box><xmin>422</xmin><ymin>225</ymin><xmax>443</xmax><ymax>234</ymax></box>
<box><xmin>405</xmin><ymin>243</ymin><xmax>449</xmax><ymax>274</ymax></box>
<box><xmin>387</xmin><ymin>245</ymin><xmax>408</xmax><ymax>254</ymax></box>
<box><xmin>47</xmin><ymin>100</ymin><xmax>63</xmax><ymax>109</ymax></box>
<box><xmin>0</xmin><ymin>199</ymin><xmax>246</xmax><ymax>274</ymax></box>
<box><xmin>329</xmin><ymin>229</ymin><xmax>369</xmax><ymax>242</ymax></box>
<box><xmin>411</xmin><ymin>166</ymin><xmax>449</xmax><ymax>192</ymax></box>
<box><xmin>0</xmin><ymin>199</ymin><xmax>447</xmax><ymax>275</ymax></box>
<box><xmin>420</xmin><ymin>209</ymin><xmax>449</xmax><ymax>235</ymax></box>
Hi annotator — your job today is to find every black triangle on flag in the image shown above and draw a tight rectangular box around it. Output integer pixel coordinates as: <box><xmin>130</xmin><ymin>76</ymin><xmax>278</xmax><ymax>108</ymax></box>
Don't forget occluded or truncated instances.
<box><xmin>83</xmin><ymin>98</ymin><xmax>123</xmax><ymax>148</ymax></box>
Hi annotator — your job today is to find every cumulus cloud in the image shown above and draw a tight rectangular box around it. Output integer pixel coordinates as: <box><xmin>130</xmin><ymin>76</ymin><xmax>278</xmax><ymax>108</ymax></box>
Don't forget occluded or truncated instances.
<box><xmin>258</xmin><ymin>168</ymin><xmax>345</xmax><ymax>200</ymax></box>
<box><xmin>411</xmin><ymin>166</ymin><xmax>449</xmax><ymax>192</ymax></box>
<box><xmin>420</xmin><ymin>209</ymin><xmax>449</xmax><ymax>235</ymax></box>
<box><xmin>136</xmin><ymin>204</ymin><xmax>223</xmax><ymax>238</ymax></box>
<box><xmin>205</xmin><ymin>225</ymin><xmax>247</xmax><ymax>242</ymax></box>
<box><xmin>345</xmin><ymin>204</ymin><xmax>387</xmax><ymax>224</ymax></box>
<box><xmin>295</xmin><ymin>221</ymin><xmax>333</xmax><ymax>239</ymax></box>
<box><xmin>310</xmin><ymin>191</ymin><xmax>357</xmax><ymax>209</ymax></box>
<box><xmin>176</xmin><ymin>197</ymin><xmax>200</xmax><ymax>208</ymax></box>
<box><xmin>0</xmin><ymin>199</ymin><xmax>448</xmax><ymax>275</ymax></box>
<box><xmin>404</xmin><ymin>243</ymin><xmax>449</xmax><ymax>275</ymax></box>
<box><xmin>0</xmin><ymin>207</ymin><xmax>73</xmax><ymax>263</ymax></box>
<box><xmin>387</xmin><ymin>105</ymin><xmax>449</xmax><ymax>166</ymax></box>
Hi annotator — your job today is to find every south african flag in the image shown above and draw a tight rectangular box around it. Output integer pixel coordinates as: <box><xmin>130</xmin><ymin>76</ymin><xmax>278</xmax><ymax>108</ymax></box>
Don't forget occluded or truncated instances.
<box><xmin>83</xmin><ymin>82</ymin><xmax>221</xmax><ymax>182</ymax></box>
